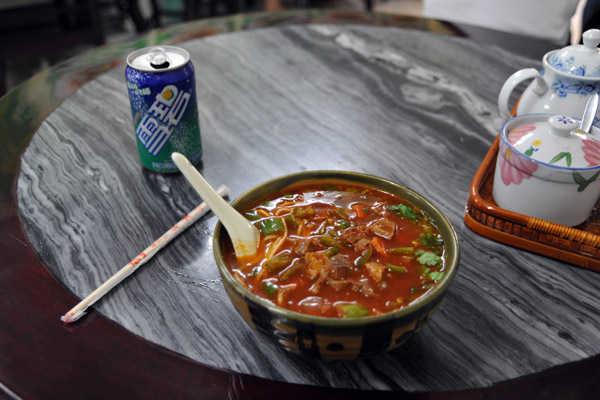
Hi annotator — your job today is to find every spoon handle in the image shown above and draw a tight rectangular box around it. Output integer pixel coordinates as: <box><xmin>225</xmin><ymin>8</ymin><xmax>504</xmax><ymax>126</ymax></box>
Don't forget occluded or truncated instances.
<box><xmin>172</xmin><ymin>152</ymin><xmax>259</xmax><ymax>257</ymax></box>
<box><xmin>580</xmin><ymin>93</ymin><xmax>599</xmax><ymax>133</ymax></box>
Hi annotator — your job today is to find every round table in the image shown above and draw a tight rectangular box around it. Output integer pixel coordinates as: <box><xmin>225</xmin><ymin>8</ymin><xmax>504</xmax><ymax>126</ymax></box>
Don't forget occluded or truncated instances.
<box><xmin>1</xmin><ymin>9</ymin><xmax>599</xmax><ymax>400</ymax></box>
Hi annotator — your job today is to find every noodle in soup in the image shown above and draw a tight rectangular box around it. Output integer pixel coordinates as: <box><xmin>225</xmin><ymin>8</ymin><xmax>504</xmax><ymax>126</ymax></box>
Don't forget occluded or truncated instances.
<box><xmin>224</xmin><ymin>183</ymin><xmax>446</xmax><ymax>318</ymax></box>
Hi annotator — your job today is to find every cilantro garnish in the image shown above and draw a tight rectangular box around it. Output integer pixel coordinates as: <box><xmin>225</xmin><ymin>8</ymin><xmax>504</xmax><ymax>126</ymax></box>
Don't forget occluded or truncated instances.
<box><xmin>416</xmin><ymin>250</ymin><xmax>441</xmax><ymax>266</ymax></box>
<box><xmin>428</xmin><ymin>271</ymin><xmax>444</xmax><ymax>280</ymax></box>
<box><xmin>388</xmin><ymin>204</ymin><xmax>420</xmax><ymax>220</ymax></box>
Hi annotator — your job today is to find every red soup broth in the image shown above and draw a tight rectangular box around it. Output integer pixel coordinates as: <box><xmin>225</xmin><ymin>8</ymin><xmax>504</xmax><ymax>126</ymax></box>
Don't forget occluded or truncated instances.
<box><xmin>224</xmin><ymin>183</ymin><xmax>446</xmax><ymax>318</ymax></box>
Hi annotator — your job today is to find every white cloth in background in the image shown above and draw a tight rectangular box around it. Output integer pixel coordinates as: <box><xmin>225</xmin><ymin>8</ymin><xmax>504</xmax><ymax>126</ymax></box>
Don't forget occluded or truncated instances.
<box><xmin>423</xmin><ymin>0</ymin><xmax>582</xmax><ymax>45</ymax></box>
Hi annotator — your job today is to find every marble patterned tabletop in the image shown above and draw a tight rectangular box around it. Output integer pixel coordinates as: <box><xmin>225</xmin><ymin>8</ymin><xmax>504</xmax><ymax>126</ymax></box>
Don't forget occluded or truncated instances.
<box><xmin>16</xmin><ymin>23</ymin><xmax>600</xmax><ymax>392</ymax></box>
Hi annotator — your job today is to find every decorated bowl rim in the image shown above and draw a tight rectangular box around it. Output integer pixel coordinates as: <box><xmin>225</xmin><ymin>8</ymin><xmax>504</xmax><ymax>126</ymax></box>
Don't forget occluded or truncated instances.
<box><xmin>212</xmin><ymin>170</ymin><xmax>460</xmax><ymax>328</ymax></box>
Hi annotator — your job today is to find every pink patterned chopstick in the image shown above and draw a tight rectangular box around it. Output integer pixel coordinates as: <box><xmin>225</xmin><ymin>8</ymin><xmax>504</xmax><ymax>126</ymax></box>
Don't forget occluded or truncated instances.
<box><xmin>61</xmin><ymin>185</ymin><xmax>230</xmax><ymax>323</ymax></box>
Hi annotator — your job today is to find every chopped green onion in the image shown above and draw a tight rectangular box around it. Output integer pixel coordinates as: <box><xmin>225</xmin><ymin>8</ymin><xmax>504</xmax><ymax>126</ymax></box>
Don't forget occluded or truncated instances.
<box><xmin>334</xmin><ymin>208</ymin><xmax>347</xmax><ymax>219</ymax></box>
<box><xmin>335</xmin><ymin>219</ymin><xmax>350</xmax><ymax>229</ymax></box>
<box><xmin>315</xmin><ymin>221</ymin><xmax>327</xmax><ymax>235</ymax></box>
<box><xmin>263</xmin><ymin>281</ymin><xmax>279</xmax><ymax>296</ymax></box>
<box><xmin>386</xmin><ymin>264</ymin><xmax>407</xmax><ymax>274</ymax></box>
<box><xmin>420</xmin><ymin>233</ymin><xmax>443</xmax><ymax>249</ymax></box>
<box><xmin>355</xmin><ymin>247</ymin><xmax>373</xmax><ymax>267</ymax></box>
<box><xmin>265</xmin><ymin>251</ymin><xmax>292</xmax><ymax>272</ymax></box>
<box><xmin>244</xmin><ymin>210</ymin><xmax>261</xmax><ymax>221</ymax></box>
<box><xmin>337</xmin><ymin>304</ymin><xmax>369</xmax><ymax>318</ymax></box>
<box><xmin>285</xmin><ymin>214</ymin><xmax>298</xmax><ymax>228</ymax></box>
<box><xmin>258</xmin><ymin>218</ymin><xmax>284</xmax><ymax>235</ymax></box>
<box><xmin>284</xmin><ymin>194</ymin><xmax>294</xmax><ymax>198</ymax></box>
<box><xmin>320</xmin><ymin>233</ymin><xmax>344</xmax><ymax>249</ymax></box>
<box><xmin>279</xmin><ymin>262</ymin><xmax>303</xmax><ymax>281</ymax></box>
<box><xmin>324</xmin><ymin>247</ymin><xmax>339</xmax><ymax>257</ymax></box>
<box><xmin>389</xmin><ymin>247</ymin><xmax>414</xmax><ymax>254</ymax></box>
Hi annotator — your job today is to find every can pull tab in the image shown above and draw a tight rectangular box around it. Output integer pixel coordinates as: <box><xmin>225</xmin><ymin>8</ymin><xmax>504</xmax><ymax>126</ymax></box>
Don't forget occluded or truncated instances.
<box><xmin>148</xmin><ymin>47</ymin><xmax>170</xmax><ymax>69</ymax></box>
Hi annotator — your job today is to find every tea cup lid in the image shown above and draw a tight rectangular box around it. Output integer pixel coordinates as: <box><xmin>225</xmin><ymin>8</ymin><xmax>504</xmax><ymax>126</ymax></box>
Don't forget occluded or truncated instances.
<box><xmin>507</xmin><ymin>115</ymin><xmax>600</xmax><ymax>168</ymax></box>
<box><xmin>548</xmin><ymin>29</ymin><xmax>600</xmax><ymax>78</ymax></box>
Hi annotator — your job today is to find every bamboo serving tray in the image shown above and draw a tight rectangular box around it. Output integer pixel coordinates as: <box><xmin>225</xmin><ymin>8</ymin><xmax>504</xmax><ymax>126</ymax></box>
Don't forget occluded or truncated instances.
<box><xmin>465</xmin><ymin>134</ymin><xmax>600</xmax><ymax>273</ymax></box>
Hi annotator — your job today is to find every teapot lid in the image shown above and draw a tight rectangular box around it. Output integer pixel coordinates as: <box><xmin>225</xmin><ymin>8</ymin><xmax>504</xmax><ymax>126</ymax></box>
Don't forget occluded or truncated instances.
<box><xmin>507</xmin><ymin>115</ymin><xmax>600</xmax><ymax>168</ymax></box>
<box><xmin>548</xmin><ymin>29</ymin><xmax>600</xmax><ymax>77</ymax></box>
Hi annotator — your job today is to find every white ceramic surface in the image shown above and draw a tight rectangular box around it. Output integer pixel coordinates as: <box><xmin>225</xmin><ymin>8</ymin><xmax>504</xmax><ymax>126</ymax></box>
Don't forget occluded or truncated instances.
<box><xmin>497</xmin><ymin>29</ymin><xmax>600</xmax><ymax>119</ymax></box>
<box><xmin>493</xmin><ymin>114</ymin><xmax>600</xmax><ymax>226</ymax></box>
<box><xmin>507</xmin><ymin>115</ymin><xmax>600</xmax><ymax>168</ymax></box>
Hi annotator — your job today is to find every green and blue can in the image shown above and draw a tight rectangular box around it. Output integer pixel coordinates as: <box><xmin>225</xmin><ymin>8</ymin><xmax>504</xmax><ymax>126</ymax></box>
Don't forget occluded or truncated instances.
<box><xmin>125</xmin><ymin>46</ymin><xmax>202</xmax><ymax>172</ymax></box>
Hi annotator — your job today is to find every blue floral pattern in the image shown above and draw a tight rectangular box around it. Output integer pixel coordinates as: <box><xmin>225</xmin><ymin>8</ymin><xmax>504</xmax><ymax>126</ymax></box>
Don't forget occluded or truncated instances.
<box><xmin>549</xmin><ymin>53</ymin><xmax>600</xmax><ymax>77</ymax></box>
<box><xmin>556</xmin><ymin>115</ymin><xmax>576</xmax><ymax>125</ymax></box>
<box><xmin>551</xmin><ymin>79</ymin><xmax>600</xmax><ymax>97</ymax></box>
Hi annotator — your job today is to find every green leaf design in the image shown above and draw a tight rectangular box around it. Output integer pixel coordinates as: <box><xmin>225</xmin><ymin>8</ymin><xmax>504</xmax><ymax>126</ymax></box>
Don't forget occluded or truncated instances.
<box><xmin>573</xmin><ymin>170</ymin><xmax>600</xmax><ymax>192</ymax></box>
<box><xmin>573</xmin><ymin>172</ymin><xmax>587</xmax><ymax>185</ymax></box>
<box><xmin>549</xmin><ymin>152</ymin><xmax>572</xmax><ymax>167</ymax></box>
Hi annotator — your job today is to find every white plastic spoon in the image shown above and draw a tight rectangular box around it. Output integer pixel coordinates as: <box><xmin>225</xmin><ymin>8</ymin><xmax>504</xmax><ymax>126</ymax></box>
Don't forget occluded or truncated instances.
<box><xmin>172</xmin><ymin>152</ymin><xmax>259</xmax><ymax>258</ymax></box>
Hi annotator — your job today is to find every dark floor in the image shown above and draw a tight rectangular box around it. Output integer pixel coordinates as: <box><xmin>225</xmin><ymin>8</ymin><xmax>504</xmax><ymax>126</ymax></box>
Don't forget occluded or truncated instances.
<box><xmin>2</xmin><ymin>0</ymin><xmax>370</xmax><ymax>94</ymax></box>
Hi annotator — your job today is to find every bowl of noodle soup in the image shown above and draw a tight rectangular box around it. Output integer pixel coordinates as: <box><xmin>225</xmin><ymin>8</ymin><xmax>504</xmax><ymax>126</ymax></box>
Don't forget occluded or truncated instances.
<box><xmin>213</xmin><ymin>171</ymin><xmax>459</xmax><ymax>360</ymax></box>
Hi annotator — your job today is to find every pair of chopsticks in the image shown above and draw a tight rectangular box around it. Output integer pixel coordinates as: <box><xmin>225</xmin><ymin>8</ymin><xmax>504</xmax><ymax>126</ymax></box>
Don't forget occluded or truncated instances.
<box><xmin>61</xmin><ymin>185</ymin><xmax>230</xmax><ymax>323</ymax></box>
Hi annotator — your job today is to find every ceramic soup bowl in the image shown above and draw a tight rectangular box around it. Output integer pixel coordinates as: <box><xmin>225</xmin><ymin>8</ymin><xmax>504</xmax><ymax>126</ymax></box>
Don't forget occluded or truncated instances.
<box><xmin>493</xmin><ymin>114</ymin><xmax>600</xmax><ymax>226</ymax></box>
<box><xmin>213</xmin><ymin>171</ymin><xmax>460</xmax><ymax>360</ymax></box>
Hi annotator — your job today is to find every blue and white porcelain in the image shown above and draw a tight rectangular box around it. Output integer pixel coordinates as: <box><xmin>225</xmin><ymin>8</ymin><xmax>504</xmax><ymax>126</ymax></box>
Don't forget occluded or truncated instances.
<box><xmin>549</xmin><ymin>29</ymin><xmax>600</xmax><ymax>77</ymax></box>
<box><xmin>498</xmin><ymin>29</ymin><xmax>600</xmax><ymax>120</ymax></box>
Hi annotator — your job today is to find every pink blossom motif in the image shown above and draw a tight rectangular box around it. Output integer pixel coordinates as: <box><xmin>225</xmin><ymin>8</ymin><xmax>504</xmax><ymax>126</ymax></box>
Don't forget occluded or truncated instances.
<box><xmin>499</xmin><ymin>146</ymin><xmax>539</xmax><ymax>186</ymax></box>
<box><xmin>581</xmin><ymin>139</ymin><xmax>600</xmax><ymax>166</ymax></box>
<box><xmin>507</xmin><ymin>123</ymin><xmax>537</xmax><ymax>145</ymax></box>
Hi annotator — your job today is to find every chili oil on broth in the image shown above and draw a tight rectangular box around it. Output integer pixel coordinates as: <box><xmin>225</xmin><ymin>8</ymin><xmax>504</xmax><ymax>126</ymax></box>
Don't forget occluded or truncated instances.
<box><xmin>224</xmin><ymin>183</ymin><xmax>446</xmax><ymax>319</ymax></box>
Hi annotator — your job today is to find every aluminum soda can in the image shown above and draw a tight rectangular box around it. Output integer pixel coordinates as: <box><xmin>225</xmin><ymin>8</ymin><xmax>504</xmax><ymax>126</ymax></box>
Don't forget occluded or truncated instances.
<box><xmin>125</xmin><ymin>46</ymin><xmax>202</xmax><ymax>172</ymax></box>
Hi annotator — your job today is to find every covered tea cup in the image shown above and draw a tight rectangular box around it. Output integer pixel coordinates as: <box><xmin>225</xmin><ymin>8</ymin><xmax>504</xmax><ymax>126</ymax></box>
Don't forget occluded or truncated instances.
<box><xmin>493</xmin><ymin>114</ymin><xmax>600</xmax><ymax>226</ymax></box>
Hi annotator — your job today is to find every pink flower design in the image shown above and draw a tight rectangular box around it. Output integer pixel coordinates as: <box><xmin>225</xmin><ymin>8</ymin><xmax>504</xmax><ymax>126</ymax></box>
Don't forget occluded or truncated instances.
<box><xmin>507</xmin><ymin>123</ymin><xmax>536</xmax><ymax>145</ymax></box>
<box><xmin>499</xmin><ymin>145</ymin><xmax>539</xmax><ymax>186</ymax></box>
<box><xmin>581</xmin><ymin>138</ymin><xmax>600</xmax><ymax>166</ymax></box>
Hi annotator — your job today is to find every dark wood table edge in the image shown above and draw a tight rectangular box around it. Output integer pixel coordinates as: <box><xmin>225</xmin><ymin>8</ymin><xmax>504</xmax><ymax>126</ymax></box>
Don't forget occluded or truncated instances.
<box><xmin>1</xmin><ymin>9</ymin><xmax>598</xmax><ymax>399</ymax></box>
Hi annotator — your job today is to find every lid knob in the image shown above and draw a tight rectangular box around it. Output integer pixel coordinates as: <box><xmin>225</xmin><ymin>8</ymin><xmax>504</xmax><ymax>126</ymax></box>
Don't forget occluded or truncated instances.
<box><xmin>583</xmin><ymin>29</ymin><xmax>600</xmax><ymax>51</ymax></box>
<box><xmin>548</xmin><ymin>115</ymin><xmax>578</xmax><ymax>137</ymax></box>
<box><xmin>548</xmin><ymin>29</ymin><xmax>600</xmax><ymax>77</ymax></box>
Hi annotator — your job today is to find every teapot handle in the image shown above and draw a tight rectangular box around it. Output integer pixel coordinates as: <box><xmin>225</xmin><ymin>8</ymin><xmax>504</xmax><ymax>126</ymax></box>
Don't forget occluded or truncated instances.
<box><xmin>497</xmin><ymin>68</ymin><xmax>548</xmax><ymax>118</ymax></box>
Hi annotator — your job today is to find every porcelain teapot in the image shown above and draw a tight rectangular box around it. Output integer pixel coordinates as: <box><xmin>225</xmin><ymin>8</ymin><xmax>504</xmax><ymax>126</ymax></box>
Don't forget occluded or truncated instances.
<box><xmin>498</xmin><ymin>29</ymin><xmax>600</xmax><ymax>119</ymax></box>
